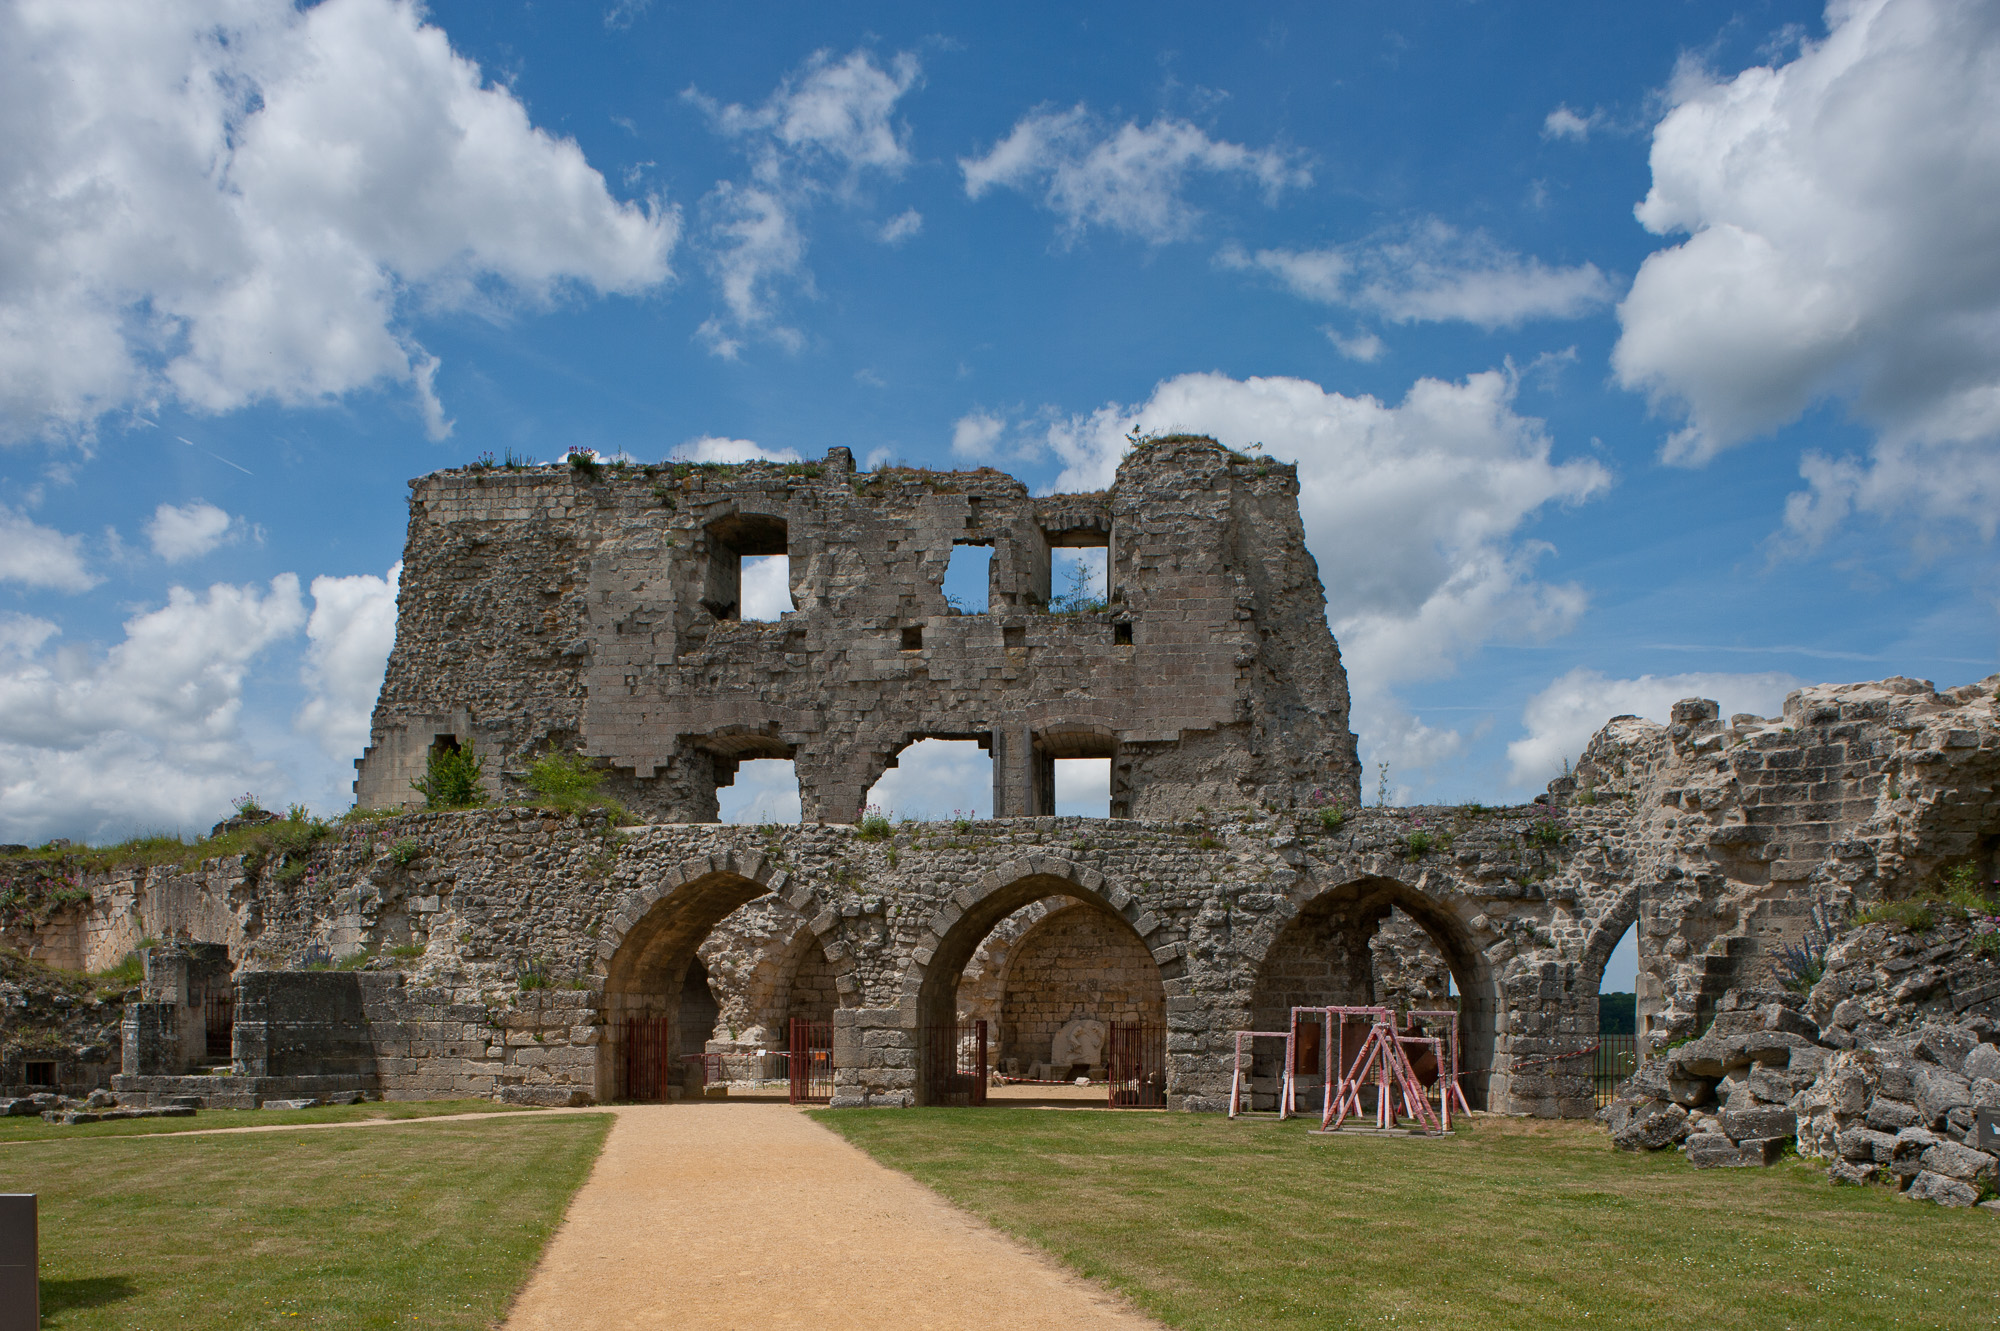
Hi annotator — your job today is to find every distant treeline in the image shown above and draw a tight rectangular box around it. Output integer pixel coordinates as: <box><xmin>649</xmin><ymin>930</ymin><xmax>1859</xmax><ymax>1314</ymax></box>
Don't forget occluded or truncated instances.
<box><xmin>1598</xmin><ymin>992</ymin><xmax>1636</xmax><ymax>1035</ymax></box>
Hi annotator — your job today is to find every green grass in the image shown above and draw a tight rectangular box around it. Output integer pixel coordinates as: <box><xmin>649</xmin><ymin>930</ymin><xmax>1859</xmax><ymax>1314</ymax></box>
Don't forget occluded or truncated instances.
<box><xmin>7</xmin><ymin>1112</ymin><xmax>609</xmax><ymax>1328</ymax></box>
<box><xmin>0</xmin><ymin>1098</ymin><xmax>537</xmax><ymax>1143</ymax></box>
<box><xmin>814</xmin><ymin>1109</ymin><xmax>2000</xmax><ymax>1330</ymax></box>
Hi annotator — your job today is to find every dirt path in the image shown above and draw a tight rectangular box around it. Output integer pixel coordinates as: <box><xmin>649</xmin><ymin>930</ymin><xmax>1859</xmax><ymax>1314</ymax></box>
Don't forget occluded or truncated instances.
<box><xmin>503</xmin><ymin>1103</ymin><xmax>1161</xmax><ymax>1331</ymax></box>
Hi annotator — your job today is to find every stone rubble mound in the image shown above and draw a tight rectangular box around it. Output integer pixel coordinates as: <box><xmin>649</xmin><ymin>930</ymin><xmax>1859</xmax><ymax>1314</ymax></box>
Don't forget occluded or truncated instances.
<box><xmin>1601</xmin><ymin>963</ymin><xmax>2000</xmax><ymax>1210</ymax></box>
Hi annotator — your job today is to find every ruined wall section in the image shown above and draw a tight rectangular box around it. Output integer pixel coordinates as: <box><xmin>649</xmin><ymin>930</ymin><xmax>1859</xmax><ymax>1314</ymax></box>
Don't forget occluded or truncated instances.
<box><xmin>357</xmin><ymin>438</ymin><xmax>1360</xmax><ymax>823</ymax></box>
<box><xmin>1555</xmin><ymin>675</ymin><xmax>2000</xmax><ymax>1052</ymax></box>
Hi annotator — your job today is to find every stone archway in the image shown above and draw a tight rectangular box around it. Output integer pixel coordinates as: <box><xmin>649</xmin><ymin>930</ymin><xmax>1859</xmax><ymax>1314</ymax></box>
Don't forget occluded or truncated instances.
<box><xmin>995</xmin><ymin>901</ymin><xmax>1167</xmax><ymax>1077</ymax></box>
<box><xmin>1579</xmin><ymin>882</ymin><xmax>1645</xmax><ymax>1042</ymax></box>
<box><xmin>1245</xmin><ymin>872</ymin><xmax>1498</xmax><ymax>1110</ymax></box>
<box><xmin>595</xmin><ymin>851</ymin><xmax>840</xmax><ymax>1100</ymax></box>
<box><xmin>891</xmin><ymin>856</ymin><xmax>1185</xmax><ymax>1107</ymax></box>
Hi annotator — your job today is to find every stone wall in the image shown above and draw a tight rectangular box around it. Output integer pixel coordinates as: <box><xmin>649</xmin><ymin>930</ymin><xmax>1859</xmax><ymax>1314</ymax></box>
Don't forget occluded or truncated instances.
<box><xmin>355</xmin><ymin>437</ymin><xmax>1361</xmax><ymax>824</ymax></box>
<box><xmin>995</xmin><ymin>903</ymin><xmax>1166</xmax><ymax>1072</ymax></box>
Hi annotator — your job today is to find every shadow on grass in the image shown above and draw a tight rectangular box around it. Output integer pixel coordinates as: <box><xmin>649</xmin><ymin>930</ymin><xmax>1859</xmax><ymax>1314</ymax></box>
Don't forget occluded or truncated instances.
<box><xmin>41</xmin><ymin>1274</ymin><xmax>138</xmax><ymax>1317</ymax></box>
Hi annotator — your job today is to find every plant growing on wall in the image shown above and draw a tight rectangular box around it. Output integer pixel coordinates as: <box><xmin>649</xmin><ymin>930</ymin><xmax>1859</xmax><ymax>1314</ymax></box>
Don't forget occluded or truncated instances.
<box><xmin>412</xmin><ymin>746</ymin><xmax>486</xmax><ymax>809</ymax></box>
<box><xmin>1773</xmin><ymin>892</ymin><xmax>1850</xmax><ymax>993</ymax></box>
<box><xmin>525</xmin><ymin>748</ymin><xmax>604</xmax><ymax>812</ymax></box>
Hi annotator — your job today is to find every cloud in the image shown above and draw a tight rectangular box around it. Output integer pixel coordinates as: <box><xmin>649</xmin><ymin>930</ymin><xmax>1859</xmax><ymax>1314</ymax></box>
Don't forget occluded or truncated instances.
<box><xmin>145</xmin><ymin>500</ymin><xmax>241</xmax><ymax>563</ymax></box>
<box><xmin>604</xmin><ymin>0</ymin><xmax>650</xmax><ymax>29</ymax></box>
<box><xmin>0</xmin><ymin>0</ymin><xmax>676</xmax><ymax>446</ymax></box>
<box><xmin>951</xmin><ymin>410</ymin><xmax>1006</xmax><ymax>460</ymax></box>
<box><xmin>1222</xmin><ymin>221</ymin><xmax>1614</xmax><ymax>329</ymax></box>
<box><xmin>0</xmin><ymin>575</ymin><xmax>307</xmax><ymax>843</ymax></box>
<box><xmin>687</xmin><ymin>49</ymin><xmax>921</xmax><ymax>353</ymax></box>
<box><xmin>670</xmin><ymin>436</ymin><xmax>804</xmax><ymax>465</ymax></box>
<box><xmin>739</xmin><ymin>556</ymin><xmax>792</xmax><ymax>621</ymax></box>
<box><xmin>864</xmin><ymin>738</ymin><xmax>992</xmax><ymax>820</ymax></box>
<box><xmin>961</xmin><ymin>106</ymin><xmax>1309</xmax><ymax>244</ymax></box>
<box><xmin>878</xmin><ymin>209</ymin><xmax>924</xmax><ymax>245</ymax></box>
<box><xmin>0</xmin><ymin>508</ymin><xmax>99</xmax><ymax>591</ymax></box>
<box><xmin>1614</xmin><ymin>0</ymin><xmax>2000</xmax><ymax>542</ymax></box>
<box><xmin>1045</xmin><ymin>370</ymin><xmax>1611</xmax><ymax>783</ymax></box>
<box><xmin>295</xmin><ymin>562</ymin><xmax>400</xmax><ymax>760</ymax></box>
<box><xmin>1326</xmin><ymin>329</ymin><xmax>1385</xmax><ymax>363</ymax></box>
<box><xmin>1542</xmin><ymin>105</ymin><xmax>1602</xmax><ymax>141</ymax></box>
<box><xmin>1506</xmin><ymin>667</ymin><xmax>1803</xmax><ymax>787</ymax></box>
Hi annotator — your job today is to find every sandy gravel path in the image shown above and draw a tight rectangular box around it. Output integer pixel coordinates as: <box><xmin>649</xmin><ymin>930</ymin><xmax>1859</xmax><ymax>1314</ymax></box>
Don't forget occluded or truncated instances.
<box><xmin>503</xmin><ymin>1102</ymin><xmax>1160</xmax><ymax>1331</ymax></box>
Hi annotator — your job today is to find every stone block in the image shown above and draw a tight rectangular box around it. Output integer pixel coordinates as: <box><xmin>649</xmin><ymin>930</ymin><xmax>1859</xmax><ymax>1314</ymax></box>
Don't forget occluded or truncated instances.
<box><xmin>1907</xmin><ymin>1170</ymin><xmax>1981</xmax><ymax>1207</ymax></box>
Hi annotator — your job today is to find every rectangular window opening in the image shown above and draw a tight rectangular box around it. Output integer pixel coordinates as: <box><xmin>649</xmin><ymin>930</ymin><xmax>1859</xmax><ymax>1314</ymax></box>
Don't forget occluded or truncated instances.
<box><xmin>740</xmin><ymin>554</ymin><xmax>793</xmax><ymax>622</ymax></box>
<box><xmin>901</xmin><ymin>626</ymin><xmax>924</xmax><ymax>651</ymax></box>
<box><xmin>1050</xmin><ymin>548</ymin><xmax>1107</xmax><ymax>614</ymax></box>
<box><xmin>25</xmin><ymin>1061</ymin><xmax>56</xmax><ymax>1087</ymax></box>
<box><xmin>865</xmin><ymin>738</ymin><xmax>992</xmax><ymax>821</ymax></box>
<box><xmin>942</xmin><ymin>544</ymin><xmax>993</xmax><ymax>614</ymax></box>
<box><xmin>1113</xmin><ymin>621</ymin><xmax>1132</xmax><ymax>645</ymax></box>
<box><xmin>1053</xmin><ymin>757</ymin><xmax>1111</xmax><ymax>818</ymax></box>
<box><xmin>1003</xmin><ymin>624</ymin><xmax>1026</xmax><ymax>649</ymax></box>
<box><xmin>716</xmin><ymin>759</ymin><xmax>804</xmax><ymax>824</ymax></box>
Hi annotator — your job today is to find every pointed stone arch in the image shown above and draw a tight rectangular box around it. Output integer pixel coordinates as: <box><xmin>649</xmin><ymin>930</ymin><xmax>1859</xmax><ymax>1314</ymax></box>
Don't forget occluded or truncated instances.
<box><xmin>594</xmin><ymin>849</ymin><xmax>844</xmax><ymax>1099</ymax></box>
<box><xmin>1244</xmin><ymin>863</ymin><xmax>1501</xmax><ymax>1110</ymax></box>
<box><xmin>894</xmin><ymin>854</ymin><xmax>1187</xmax><ymax>1105</ymax></box>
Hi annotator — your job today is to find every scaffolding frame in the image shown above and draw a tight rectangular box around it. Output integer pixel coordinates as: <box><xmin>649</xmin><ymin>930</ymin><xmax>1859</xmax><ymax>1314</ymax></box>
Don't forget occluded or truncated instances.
<box><xmin>1226</xmin><ymin>1030</ymin><xmax>1295</xmax><ymax>1118</ymax></box>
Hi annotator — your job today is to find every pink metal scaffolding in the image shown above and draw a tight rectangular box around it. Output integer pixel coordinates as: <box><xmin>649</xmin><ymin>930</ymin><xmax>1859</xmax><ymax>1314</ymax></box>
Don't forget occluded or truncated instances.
<box><xmin>1226</xmin><ymin>1030</ymin><xmax>1295</xmax><ymax>1118</ymax></box>
<box><xmin>1286</xmin><ymin>1004</ymin><xmax>1461</xmax><ymax>1134</ymax></box>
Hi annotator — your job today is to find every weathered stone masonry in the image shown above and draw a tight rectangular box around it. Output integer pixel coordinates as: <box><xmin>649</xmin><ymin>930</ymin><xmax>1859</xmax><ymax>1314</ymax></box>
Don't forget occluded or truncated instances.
<box><xmin>354</xmin><ymin>438</ymin><xmax>1360</xmax><ymax>823</ymax></box>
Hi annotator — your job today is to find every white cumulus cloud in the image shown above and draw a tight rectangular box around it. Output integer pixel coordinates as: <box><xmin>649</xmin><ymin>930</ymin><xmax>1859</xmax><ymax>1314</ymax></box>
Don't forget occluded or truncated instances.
<box><xmin>961</xmin><ymin>106</ymin><xmax>1309</xmax><ymax>244</ymax></box>
<box><xmin>671</xmin><ymin>436</ymin><xmax>804</xmax><ymax>465</ymax></box>
<box><xmin>1507</xmin><ymin>667</ymin><xmax>1804</xmax><ymax>787</ymax></box>
<box><xmin>0</xmin><ymin>0</ymin><xmax>676</xmax><ymax>445</ymax></box>
<box><xmin>1045</xmin><ymin>370</ymin><xmax>1611</xmax><ymax>784</ymax></box>
<box><xmin>1222</xmin><ymin>221</ymin><xmax>1614</xmax><ymax>329</ymax></box>
<box><xmin>295</xmin><ymin>562</ymin><xmax>400</xmax><ymax>761</ymax></box>
<box><xmin>951</xmin><ymin>411</ymin><xmax>1006</xmax><ymax>460</ymax></box>
<box><xmin>0</xmin><ymin>575</ymin><xmax>307</xmax><ymax>843</ymax></box>
<box><xmin>146</xmin><ymin>500</ymin><xmax>241</xmax><ymax>563</ymax></box>
<box><xmin>0</xmin><ymin>508</ymin><xmax>99</xmax><ymax>591</ymax></box>
<box><xmin>687</xmin><ymin>49</ymin><xmax>921</xmax><ymax>354</ymax></box>
<box><xmin>1614</xmin><ymin>0</ymin><xmax>2000</xmax><ymax>556</ymax></box>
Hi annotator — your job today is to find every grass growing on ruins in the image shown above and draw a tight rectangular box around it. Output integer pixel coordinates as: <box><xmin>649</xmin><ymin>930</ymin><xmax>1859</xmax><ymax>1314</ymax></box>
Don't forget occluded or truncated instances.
<box><xmin>7</xmin><ymin>1112</ymin><xmax>609</xmax><ymax>1329</ymax></box>
<box><xmin>817</xmin><ymin>1109</ymin><xmax>2000</xmax><ymax>1331</ymax></box>
<box><xmin>0</xmin><ymin>1097</ymin><xmax>543</xmax><ymax>1143</ymax></box>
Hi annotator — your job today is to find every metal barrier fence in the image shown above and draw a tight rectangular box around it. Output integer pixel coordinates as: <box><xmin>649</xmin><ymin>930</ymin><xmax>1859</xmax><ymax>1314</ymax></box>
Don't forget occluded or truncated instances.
<box><xmin>1107</xmin><ymin>1022</ymin><xmax>1166</xmax><ymax>1108</ymax></box>
<box><xmin>203</xmin><ymin>989</ymin><xmax>234</xmax><ymax>1063</ymax></box>
<box><xmin>623</xmin><ymin>1015</ymin><xmax>670</xmax><ymax>1101</ymax></box>
<box><xmin>1594</xmin><ymin>1034</ymin><xmax>1641</xmax><ymax>1107</ymax></box>
<box><xmin>922</xmin><ymin>1019</ymin><xmax>988</xmax><ymax>1106</ymax></box>
<box><xmin>789</xmin><ymin>1018</ymin><xmax>834</xmax><ymax>1104</ymax></box>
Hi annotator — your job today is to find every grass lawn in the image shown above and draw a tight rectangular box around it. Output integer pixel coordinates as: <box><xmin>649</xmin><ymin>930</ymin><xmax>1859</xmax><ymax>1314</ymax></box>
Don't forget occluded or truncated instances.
<box><xmin>0</xmin><ymin>1098</ymin><xmax>539</xmax><ymax>1143</ymax></box>
<box><xmin>3</xmin><ymin>1112</ymin><xmax>610</xmax><ymax>1328</ymax></box>
<box><xmin>815</xmin><ymin>1109</ymin><xmax>2000</xmax><ymax>1331</ymax></box>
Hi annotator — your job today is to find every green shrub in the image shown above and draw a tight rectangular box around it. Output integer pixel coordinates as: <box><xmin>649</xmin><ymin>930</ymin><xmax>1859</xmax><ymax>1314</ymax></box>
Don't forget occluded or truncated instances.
<box><xmin>388</xmin><ymin>943</ymin><xmax>426</xmax><ymax>960</ymax></box>
<box><xmin>1404</xmin><ymin>831</ymin><xmax>1436</xmax><ymax>859</ymax></box>
<box><xmin>566</xmin><ymin>449</ymin><xmax>602</xmax><ymax>478</ymax></box>
<box><xmin>1319</xmin><ymin>807</ymin><xmax>1345</xmax><ymax>832</ymax></box>
<box><xmin>1526</xmin><ymin>819</ymin><xmax>1566</xmax><ymax>849</ymax></box>
<box><xmin>1858</xmin><ymin>898</ymin><xmax>1938</xmax><ymax>933</ymax></box>
<box><xmin>516</xmin><ymin>958</ymin><xmax>553</xmax><ymax>991</ymax></box>
<box><xmin>857</xmin><ymin>808</ymin><xmax>893</xmax><ymax>841</ymax></box>
<box><xmin>412</xmin><ymin>745</ymin><xmax>485</xmax><ymax>809</ymax></box>
<box><xmin>525</xmin><ymin>749</ymin><xmax>604</xmax><ymax>812</ymax></box>
<box><xmin>388</xmin><ymin>838</ymin><xmax>422</xmax><ymax>866</ymax></box>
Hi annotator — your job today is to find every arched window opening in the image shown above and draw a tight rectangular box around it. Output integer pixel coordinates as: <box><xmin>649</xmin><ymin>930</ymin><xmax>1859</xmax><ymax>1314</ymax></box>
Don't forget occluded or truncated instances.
<box><xmin>1595</xmin><ymin>921</ymin><xmax>1641</xmax><ymax>1108</ymax></box>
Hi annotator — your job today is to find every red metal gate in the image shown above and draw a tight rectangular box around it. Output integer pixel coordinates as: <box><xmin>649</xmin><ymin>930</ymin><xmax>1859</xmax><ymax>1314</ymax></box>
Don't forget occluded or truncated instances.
<box><xmin>922</xmin><ymin>1019</ymin><xmax>988</xmax><ymax>1106</ymax></box>
<box><xmin>789</xmin><ymin>1017</ymin><xmax>834</xmax><ymax>1104</ymax></box>
<box><xmin>623</xmin><ymin>1015</ymin><xmax>671</xmax><ymax>1102</ymax></box>
<box><xmin>1107</xmin><ymin>1022</ymin><xmax>1166</xmax><ymax>1108</ymax></box>
<box><xmin>203</xmin><ymin>988</ymin><xmax>234</xmax><ymax>1063</ymax></box>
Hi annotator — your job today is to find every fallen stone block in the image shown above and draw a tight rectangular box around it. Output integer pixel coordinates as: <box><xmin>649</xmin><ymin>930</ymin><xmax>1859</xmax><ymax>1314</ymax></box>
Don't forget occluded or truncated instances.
<box><xmin>260</xmin><ymin>1098</ymin><xmax>320</xmax><ymax>1110</ymax></box>
<box><xmin>1685</xmin><ymin>1133</ymin><xmax>1757</xmax><ymax>1168</ymax></box>
<box><xmin>1722</xmin><ymin>1107</ymin><xmax>1796</xmax><ymax>1141</ymax></box>
<box><xmin>1828</xmin><ymin>1159</ymin><xmax>1879</xmax><ymax>1185</ymax></box>
<box><xmin>1613</xmin><ymin>1103</ymin><xmax>1690</xmax><ymax>1151</ymax></box>
<box><xmin>1963</xmin><ymin>1043</ymin><xmax>2000</xmax><ymax>1082</ymax></box>
<box><xmin>1920</xmin><ymin>1139</ymin><xmax>1999</xmax><ymax>1186</ymax></box>
<box><xmin>1864</xmin><ymin>1096</ymin><xmax>1921</xmax><ymax>1132</ymax></box>
<box><xmin>1907</xmin><ymin>1170</ymin><xmax>1981</xmax><ymax>1208</ymax></box>
<box><xmin>1835</xmin><ymin>1126</ymin><xmax>1899</xmax><ymax>1163</ymax></box>
<box><xmin>1914</xmin><ymin>1066</ymin><xmax>1973</xmax><ymax>1128</ymax></box>
<box><xmin>499</xmin><ymin>1085</ymin><xmax>593</xmax><ymax>1108</ymax></box>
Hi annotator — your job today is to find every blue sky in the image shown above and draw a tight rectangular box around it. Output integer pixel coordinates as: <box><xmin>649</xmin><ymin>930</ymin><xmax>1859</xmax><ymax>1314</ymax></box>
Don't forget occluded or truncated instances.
<box><xmin>5</xmin><ymin>0</ymin><xmax>1999</xmax><ymax>978</ymax></box>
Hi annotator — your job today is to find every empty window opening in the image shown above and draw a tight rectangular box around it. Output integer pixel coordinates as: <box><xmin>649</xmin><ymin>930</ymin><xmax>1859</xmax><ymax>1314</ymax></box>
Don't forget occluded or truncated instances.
<box><xmin>716</xmin><ymin>759</ymin><xmax>803</xmax><ymax>824</ymax></box>
<box><xmin>1053</xmin><ymin>758</ymin><xmax>1110</xmax><ymax>818</ymax></box>
<box><xmin>900</xmin><ymin>626</ymin><xmax>923</xmax><ymax>651</ymax></box>
<box><xmin>24</xmin><ymin>1061</ymin><xmax>55</xmax><ymax>1087</ymax></box>
<box><xmin>942</xmin><ymin>543</ymin><xmax>993</xmax><ymax>614</ymax></box>
<box><xmin>1049</xmin><ymin>548</ymin><xmax>1107</xmax><ymax>613</ymax></box>
<box><xmin>701</xmin><ymin>513</ymin><xmax>788</xmax><ymax>622</ymax></box>
<box><xmin>1113</xmin><ymin>620</ymin><xmax>1132</xmax><ymax>645</ymax></box>
<box><xmin>739</xmin><ymin>555</ymin><xmax>792</xmax><ymax>621</ymax></box>
<box><xmin>865</xmin><ymin>738</ymin><xmax>992</xmax><ymax>821</ymax></box>
<box><xmin>1003</xmin><ymin>624</ymin><xmax>1027</xmax><ymax>649</ymax></box>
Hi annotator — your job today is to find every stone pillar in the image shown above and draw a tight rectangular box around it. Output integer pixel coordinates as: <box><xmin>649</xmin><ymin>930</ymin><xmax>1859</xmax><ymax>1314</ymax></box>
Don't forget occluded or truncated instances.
<box><xmin>829</xmin><ymin>1006</ymin><xmax>916</xmax><ymax>1108</ymax></box>
<box><xmin>121</xmin><ymin>1003</ymin><xmax>183</xmax><ymax>1076</ymax></box>
<box><xmin>990</xmin><ymin>724</ymin><xmax>1039</xmax><ymax>819</ymax></box>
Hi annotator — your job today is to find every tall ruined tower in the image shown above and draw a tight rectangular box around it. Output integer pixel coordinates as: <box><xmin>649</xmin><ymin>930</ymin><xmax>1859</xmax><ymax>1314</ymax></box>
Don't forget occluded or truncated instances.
<box><xmin>355</xmin><ymin>435</ymin><xmax>1360</xmax><ymax>821</ymax></box>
